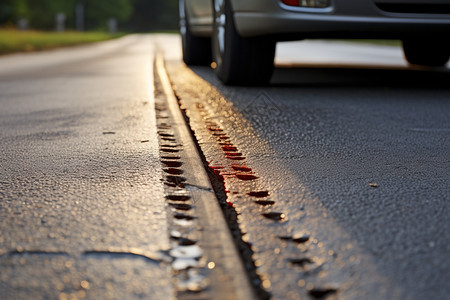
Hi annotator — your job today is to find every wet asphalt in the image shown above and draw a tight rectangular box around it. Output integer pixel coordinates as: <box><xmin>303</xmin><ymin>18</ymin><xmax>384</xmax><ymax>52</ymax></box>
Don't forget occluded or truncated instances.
<box><xmin>167</xmin><ymin>38</ymin><xmax>450</xmax><ymax>299</ymax></box>
<box><xmin>0</xmin><ymin>34</ymin><xmax>449</xmax><ymax>300</ymax></box>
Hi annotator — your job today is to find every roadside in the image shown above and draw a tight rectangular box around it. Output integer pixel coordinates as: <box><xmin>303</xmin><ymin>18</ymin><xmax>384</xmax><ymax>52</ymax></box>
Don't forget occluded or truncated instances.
<box><xmin>0</xmin><ymin>29</ymin><xmax>124</xmax><ymax>55</ymax></box>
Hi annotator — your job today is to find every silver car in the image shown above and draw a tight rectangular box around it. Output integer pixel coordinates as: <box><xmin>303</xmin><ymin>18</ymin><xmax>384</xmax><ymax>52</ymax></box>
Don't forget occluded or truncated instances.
<box><xmin>180</xmin><ymin>0</ymin><xmax>450</xmax><ymax>85</ymax></box>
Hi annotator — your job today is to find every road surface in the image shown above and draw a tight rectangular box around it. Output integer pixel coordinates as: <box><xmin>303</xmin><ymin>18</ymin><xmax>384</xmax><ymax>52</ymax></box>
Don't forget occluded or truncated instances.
<box><xmin>166</xmin><ymin>37</ymin><xmax>450</xmax><ymax>300</ymax></box>
<box><xmin>1</xmin><ymin>34</ymin><xmax>449</xmax><ymax>300</ymax></box>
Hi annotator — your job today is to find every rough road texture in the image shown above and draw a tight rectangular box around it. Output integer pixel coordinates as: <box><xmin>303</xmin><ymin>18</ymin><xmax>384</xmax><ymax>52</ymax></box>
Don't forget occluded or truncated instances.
<box><xmin>0</xmin><ymin>35</ymin><xmax>173</xmax><ymax>299</ymax></box>
<box><xmin>165</xmin><ymin>37</ymin><xmax>450</xmax><ymax>300</ymax></box>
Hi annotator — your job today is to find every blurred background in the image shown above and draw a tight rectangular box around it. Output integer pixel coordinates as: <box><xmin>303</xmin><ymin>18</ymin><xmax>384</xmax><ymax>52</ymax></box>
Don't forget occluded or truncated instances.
<box><xmin>0</xmin><ymin>0</ymin><xmax>179</xmax><ymax>32</ymax></box>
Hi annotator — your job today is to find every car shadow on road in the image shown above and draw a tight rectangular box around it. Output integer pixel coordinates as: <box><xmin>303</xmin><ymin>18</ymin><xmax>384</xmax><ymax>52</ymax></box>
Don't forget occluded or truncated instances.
<box><xmin>271</xmin><ymin>64</ymin><xmax>450</xmax><ymax>89</ymax></box>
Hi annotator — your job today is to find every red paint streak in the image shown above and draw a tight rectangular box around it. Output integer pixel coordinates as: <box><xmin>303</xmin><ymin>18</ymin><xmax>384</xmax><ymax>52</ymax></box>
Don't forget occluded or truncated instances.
<box><xmin>248</xmin><ymin>191</ymin><xmax>270</xmax><ymax>197</ymax></box>
<box><xmin>231</xmin><ymin>165</ymin><xmax>252</xmax><ymax>172</ymax></box>
<box><xmin>225</xmin><ymin>152</ymin><xmax>242</xmax><ymax>156</ymax></box>
<box><xmin>207</xmin><ymin>126</ymin><xmax>223</xmax><ymax>132</ymax></box>
<box><xmin>227</xmin><ymin>156</ymin><xmax>246</xmax><ymax>160</ymax></box>
<box><xmin>222</xmin><ymin>146</ymin><xmax>238</xmax><ymax>151</ymax></box>
<box><xmin>236</xmin><ymin>173</ymin><xmax>258</xmax><ymax>180</ymax></box>
<box><xmin>226</xmin><ymin>201</ymin><xmax>234</xmax><ymax>207</ymax></box>
<box><xmin>218</xmin><ymin>136</ymin><xmax>230</xmax><ymax>140</ymax></box>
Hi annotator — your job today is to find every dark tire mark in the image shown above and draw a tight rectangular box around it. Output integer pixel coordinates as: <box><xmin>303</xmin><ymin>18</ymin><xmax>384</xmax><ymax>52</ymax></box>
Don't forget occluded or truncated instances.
<box><xmin>161</xmin><ymin>160</ymin><xmax>183</xmax><ymax>168</ymax></box>
<box><xmin>161</xmin><ymin>148</ymin><xmax>181</xmax><ymax>153</ymax></box>
<box><xmin>166</xmin><ymin>194</ymin><xmax>191</xmax><ymax>202</ymax></box>
<box><xmin>288</xmin><ymin>258</ymin><xmax>314</xmax><ymax>267</ymax></box>
<box><xmin>174</xmin><ymin>213</ymin><xmax>196</xmax><ymax>221</ymax></box>
<box><xmin>247</xmin><ymin>191</ymin><xmax>269</xmax><ymax>198</ymax></box>
<box><xmin>158</xmin><ymin>132</ymin><xmax>175</xmax><ymax>137</ymax></box>
<box><xmin>308</xmin><ymin>288</ymin><xmax>338</xmax><ymax>299</ymax></box>
<box><xmin>262</xmin><ymin>212</ymin><xmax>286</xmax><ymax>221</ymax></box>
<box><xmin>226</xmin><ymin>156</ymin><xmax>246</xmax><ymax>160</ymax></box>
<box><xmin>164</xmin><ymin>168</ymin><xmax>184</xmax><ymax>175</ymax></box>
<box><xmin>279</xmin><ymin>235</ymin><xmax>310</xmax><ymax>244</ymax></box>
<box><xmin>255</xmin><ymin>200</ymin><xmax>276</xmax><ymax>206</ymax></box>
<box><xmin>169</xmin><ymin>203</ymin><xmax>192</xmax><ymax>211</ymax></box>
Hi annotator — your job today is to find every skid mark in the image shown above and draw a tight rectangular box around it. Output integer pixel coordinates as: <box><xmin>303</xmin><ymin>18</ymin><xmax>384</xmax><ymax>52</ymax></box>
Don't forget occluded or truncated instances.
<box><xmin>255</xmin><ymin>200</ymin><xmax>276</xmax><ymax>206</ymax></box>
<box><xmin>161</xmin><ymin>160</ymin><xmax>183</xmax><ymax>168</ymax></box>
<box><xmin>308</xmin><ymin>288</ymin><xmax>338</xmax><ymax>299</ymax></box>
<box><xmin>280</xmin><ymin>235</ymin><xmax>310</xmax><ymax>244</ymax></box>
<box><xmin>163</xmin><ymin>168</ymin><xmax>184</xmax><ymax>175</ymax></box>
<box><xmin>247</xmin><ymin>191</ymin><xmax>269</xmax><ymax>197</ymax></box>
<box><xmin>262</xmin><ymin>212</ymin><xmax>287</xmax><ymax>222</ymax></box>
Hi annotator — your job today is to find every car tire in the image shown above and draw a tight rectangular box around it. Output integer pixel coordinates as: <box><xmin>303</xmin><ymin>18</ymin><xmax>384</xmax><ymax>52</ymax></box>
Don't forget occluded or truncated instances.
<box><xmin>402</xmin><ymin>39</ymin><xmax>450</xmax><ymax>67</ymax></box>
<box><xmin>180</xmin><ymin>1</ymin><xmax>211</xmax><ymax>65</ymax></box>
<box><xmin>212</xmin><ymin>0</ymin><xmax>276</xmax><ymax>85</ymax></box>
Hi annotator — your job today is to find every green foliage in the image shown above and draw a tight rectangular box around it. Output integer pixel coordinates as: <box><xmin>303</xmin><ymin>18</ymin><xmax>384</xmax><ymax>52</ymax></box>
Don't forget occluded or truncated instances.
<box><xmin>85</xmin><ymin>0</ymin><xmax>133</xmax><ymax>29</ymax></box>
<box><xmin>0</xmin><ymin>0</ymin><xmax>134</xmax><ymax>30</ymax></box>
<box><xmin>0</xmin><ymin>0</ymin><xmax>179</xmax><ymax>31</ymax></box>
<box><xmin>26</xmin><ymin>0</ymin><xmax>77</xmax><ymax>30</ymax></box>
<box><xmin>0</xmin><ymin>0</ymin><xmax>30</xmax><ymax>24</ymax></box>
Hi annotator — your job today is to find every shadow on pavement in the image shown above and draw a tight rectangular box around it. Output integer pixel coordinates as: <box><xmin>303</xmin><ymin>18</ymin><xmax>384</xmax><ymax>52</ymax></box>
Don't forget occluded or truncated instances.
<box><xmin>271</xmin><ymin>64</ymin><xmax>450</xmax><ymax>89</ymax></box>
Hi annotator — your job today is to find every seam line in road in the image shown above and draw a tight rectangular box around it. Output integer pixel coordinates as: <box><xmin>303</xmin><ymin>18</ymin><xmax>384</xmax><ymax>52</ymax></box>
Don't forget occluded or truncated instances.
<box><xmin>155</xmin><ymin>53</ymin><xmax>256</xmax><ymax>300</ymax></box>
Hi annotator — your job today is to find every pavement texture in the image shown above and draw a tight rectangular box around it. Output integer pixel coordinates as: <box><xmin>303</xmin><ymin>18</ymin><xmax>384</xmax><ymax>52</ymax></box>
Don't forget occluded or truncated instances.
<box><xmin>1</xmin><ymin>33</ymin><xmax>449</xmax><ymax>300</ymax></box>
<box><xmin>0</xmin><ymin>35</ymin><xmax>173</xmax><ymax>300</ymax></box>
<box><xmin>166</xmin><ymin>37</ymin><xmax>450</xmax><ymax>300</ymax></box>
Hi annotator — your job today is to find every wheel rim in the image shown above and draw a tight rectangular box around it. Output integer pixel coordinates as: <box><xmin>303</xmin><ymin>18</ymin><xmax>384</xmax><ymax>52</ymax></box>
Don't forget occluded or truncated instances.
<box><xmin>214</xmin><ymin>0</ymin><xmax>226</xmax><ymax>68</ymax></box>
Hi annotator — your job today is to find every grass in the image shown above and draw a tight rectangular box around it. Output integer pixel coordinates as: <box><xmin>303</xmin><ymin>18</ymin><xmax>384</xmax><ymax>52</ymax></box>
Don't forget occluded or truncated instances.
<box><xmin>0</xmin><ymin>29</ymin><xmax>124</xmax><ymax>55</ymax></box>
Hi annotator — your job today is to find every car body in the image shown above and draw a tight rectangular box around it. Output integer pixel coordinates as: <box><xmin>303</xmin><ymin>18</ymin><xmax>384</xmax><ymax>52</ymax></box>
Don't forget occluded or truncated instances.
<box><xmin>180</xmin><ymin>0</ymin><xmax>450</xmax><ymax>85</ymax></box>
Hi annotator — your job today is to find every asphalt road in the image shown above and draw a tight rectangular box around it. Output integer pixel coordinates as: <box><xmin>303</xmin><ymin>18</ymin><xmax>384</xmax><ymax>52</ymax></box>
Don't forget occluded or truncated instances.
<box><xmin>1</xmin><ymin>34</ymin><xmax>449</xmax><ymax>300</ymax></box>
<box><xmin>0</xmin><ymin>35</ymin><xmax>173</xmax><ymax>299</ymax></box>
<box><xmin>166</xmin><ymin>37</ymin><xmax>450</xmax><ymax>299</ymax></box>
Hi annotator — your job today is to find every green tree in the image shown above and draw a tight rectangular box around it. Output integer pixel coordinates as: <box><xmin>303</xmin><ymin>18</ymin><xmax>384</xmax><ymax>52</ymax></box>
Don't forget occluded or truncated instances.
<box><xmin>26</xmin><ymin>0</ymin><xmax>76</xmax><ymax>30</ymax></box>
<box><xmin>1</xmin><ymin>0</ymin><xmax>134</xmax><ymax>30</ymax></box>
<box><xmin>84</xmin><ymin>0</ymin><xmax>133</xmax><ymax>30</ymax></box>
<box><xmin>0</xmin><ymin>0</ymin><xmax>30</xmax><ymax>25</ymax></box>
